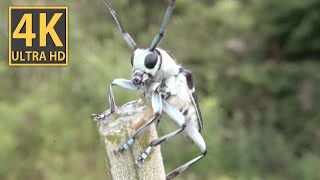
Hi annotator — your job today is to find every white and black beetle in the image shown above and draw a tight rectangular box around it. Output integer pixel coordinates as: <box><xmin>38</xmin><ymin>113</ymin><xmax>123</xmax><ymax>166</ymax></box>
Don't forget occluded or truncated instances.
<box><xmin>92</xmin><ymin>0</ymin><xmax>206</xmax><ymax>179</ymax></box>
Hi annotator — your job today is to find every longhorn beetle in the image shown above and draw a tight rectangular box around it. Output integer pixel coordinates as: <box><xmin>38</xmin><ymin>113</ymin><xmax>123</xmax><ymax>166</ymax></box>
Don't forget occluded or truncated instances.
<box><xmin>92</xmin><ymin>0</ymin><xmax>207</xmax><ymax>179</ymax></box>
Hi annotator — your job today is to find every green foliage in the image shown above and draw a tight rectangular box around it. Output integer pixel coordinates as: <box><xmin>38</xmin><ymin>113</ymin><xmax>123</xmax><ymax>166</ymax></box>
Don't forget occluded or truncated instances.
<box><xmin>1</xmin><ymin>0</ymin><xmax>319</xmax><ymax>180</ymax></box>
<box><xmin>252</xmin><ymin>0</ymin><xmax>320</xmax><ymax>59</ymax></box>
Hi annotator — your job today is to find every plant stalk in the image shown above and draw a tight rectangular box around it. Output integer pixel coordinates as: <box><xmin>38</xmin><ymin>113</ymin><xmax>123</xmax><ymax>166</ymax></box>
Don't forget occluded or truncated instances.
<box><xmin>93</xmin><ymin>100</ymin><xmax>166</xmax><ymax>180</ymax></box>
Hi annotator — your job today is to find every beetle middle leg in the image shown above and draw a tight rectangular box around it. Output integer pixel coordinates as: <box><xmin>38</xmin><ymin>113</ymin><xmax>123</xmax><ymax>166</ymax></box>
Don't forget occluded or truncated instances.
<box><xmin>136</xmin><ymin>124</ymin><xmax>186</xmax><ymax>166</ymax></box>
<box><xmin>91</xmin><ymin>78</ymin><xmax>140</xmax><ymax>121</ymax></box>
<box><xmin>114</xmin><ymin>92</ymin><xmax>162</xmax><ymax>154</ymax></box>
<box><xmin>136</xmin><ymin>101</ymin><xmax>187</xmax><ymax>166</ymax></box>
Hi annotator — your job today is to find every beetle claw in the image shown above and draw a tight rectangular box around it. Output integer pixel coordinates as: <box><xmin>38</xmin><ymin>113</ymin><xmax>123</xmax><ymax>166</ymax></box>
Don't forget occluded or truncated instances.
<box><xmin>91</xmin><ymin>114</ymin><xmax>105</xmax><ymax>121</ymax></box>
<box><xmin>135</xmin><ymin>157</ymin><xmax>144</xmax><ymax>168</ymax></box>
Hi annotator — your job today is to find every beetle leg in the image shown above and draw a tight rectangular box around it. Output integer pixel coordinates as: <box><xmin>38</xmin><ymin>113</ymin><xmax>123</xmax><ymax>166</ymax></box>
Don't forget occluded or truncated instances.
<box><xmin>114</xmin><ymin>92</ymin><xmax>162</xmax><ymax>154</ymax></box>
<box><xmin>91</xmin><ymin>78</ymin><xmax>140</xmax><ymax>121</ymax></box>
<box><xmin>136</xmin><ymin>123</ymin><xmax>186</xmax><ymax>166</ymax></box>
<box><xmin>166</xmin><ymin>126</ymin><xmax>207</xmax><ymax>179</ymax></box>
<box><xmin>162</xmin><ymin>101</ymin><xmax>207</xmax><ymax>180</ymax></box>
<box><xmin>136</xmin><ymin>100</ymin><xmax>187</xmax><ymax>165</ymax></box>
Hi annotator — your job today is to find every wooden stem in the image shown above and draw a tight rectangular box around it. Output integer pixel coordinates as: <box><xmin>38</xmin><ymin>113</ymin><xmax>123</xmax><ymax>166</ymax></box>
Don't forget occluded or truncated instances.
<box><xmin>94</xmin><ymin>100</ymin><xmax>166</xmax><ymax>180</ymax></box>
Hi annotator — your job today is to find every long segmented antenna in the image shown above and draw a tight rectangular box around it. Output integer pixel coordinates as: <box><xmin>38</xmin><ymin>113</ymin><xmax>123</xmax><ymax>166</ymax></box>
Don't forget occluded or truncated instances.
<box><xmin>150</xmin><ymin>0</ymin><xmax>176</xmax><ymax>51</ymax></box>
<box><xmin>102</xmin><ymin>0</ymin><xmax>137</xmax><ymax>50</ymax></box>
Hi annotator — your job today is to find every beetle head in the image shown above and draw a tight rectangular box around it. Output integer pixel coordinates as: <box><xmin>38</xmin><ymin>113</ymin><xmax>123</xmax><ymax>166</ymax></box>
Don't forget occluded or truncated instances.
<box><xmin>131</xmin><ymin>48</ymin><xmax>161</xmax><ymax>85</ymax></box>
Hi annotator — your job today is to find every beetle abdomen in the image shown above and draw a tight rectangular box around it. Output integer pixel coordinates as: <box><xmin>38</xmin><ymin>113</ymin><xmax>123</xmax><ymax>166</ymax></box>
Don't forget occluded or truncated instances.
<box><xmin>164</xmin><ymin>74</ymin><xmax>202</xmax><ymax>132</ymax></box>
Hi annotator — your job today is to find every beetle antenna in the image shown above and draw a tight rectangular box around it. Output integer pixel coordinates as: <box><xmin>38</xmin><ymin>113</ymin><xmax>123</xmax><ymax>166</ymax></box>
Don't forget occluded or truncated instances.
<box><xmin>102</xmin><ymin>0</ymin><xmax>137</xmax><ymax>50</ymax></box>
<box><xmin>150</xmin><ymin>0</ymin><xmax>176</xmax><ymax>51</ymax></box>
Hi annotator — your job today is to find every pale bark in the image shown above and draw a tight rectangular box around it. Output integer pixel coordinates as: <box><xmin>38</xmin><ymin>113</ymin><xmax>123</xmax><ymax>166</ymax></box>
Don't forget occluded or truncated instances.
<box><xmin>95</xmin><ymin>100</ymin><xmax>166</xmax><ymax>180</ymax></box>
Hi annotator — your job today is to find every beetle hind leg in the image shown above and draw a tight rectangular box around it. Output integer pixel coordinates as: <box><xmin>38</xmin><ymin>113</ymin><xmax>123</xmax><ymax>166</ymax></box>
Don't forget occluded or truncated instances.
<box><xmin>166</xmin><ymin>150</ymin><xmax>207</xmax><ymax>180</ymax></box>
<box><xmin>166</xmin><ymin>124</ymin><xmax>207</xmax><ymax>180</ymax></box>
<box><xmin>161</xmin><ymin>101</ymin><xmax>207</xmax><ymax>180</ymax></box>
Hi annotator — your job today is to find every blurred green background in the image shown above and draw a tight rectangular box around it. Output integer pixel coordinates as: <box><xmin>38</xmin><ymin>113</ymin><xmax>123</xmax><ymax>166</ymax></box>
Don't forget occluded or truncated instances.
<box><xmin>1</xmin><ymin>0</ymin><xmax>320</xmax><ymax>179</ymax></box>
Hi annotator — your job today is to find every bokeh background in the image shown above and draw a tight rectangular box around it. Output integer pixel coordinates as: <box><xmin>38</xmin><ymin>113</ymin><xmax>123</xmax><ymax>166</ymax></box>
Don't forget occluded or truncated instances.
<box><xmin>1</xmin><ymin>0</ymin><xmax>320</xmax><ymax>179</ymax></box>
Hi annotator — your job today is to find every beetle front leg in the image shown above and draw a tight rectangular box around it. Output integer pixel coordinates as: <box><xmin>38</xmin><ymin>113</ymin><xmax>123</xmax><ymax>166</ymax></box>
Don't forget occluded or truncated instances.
<box><xmin>114</xmin><ymin>91</ymin><xmax>162</xmax><ymax>154</ymax></box>
<box><xmin>91</xmin><ymin>78</ymin><xmax>140</xmax><ymax>121</ymax></box>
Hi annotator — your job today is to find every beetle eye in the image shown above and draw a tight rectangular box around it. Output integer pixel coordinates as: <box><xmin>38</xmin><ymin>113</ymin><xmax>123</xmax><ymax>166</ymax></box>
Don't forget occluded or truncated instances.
<box><xmin>144</xmin><ymin>53</ymin><xmax>158</xmax><ymax>69</ymax></box>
